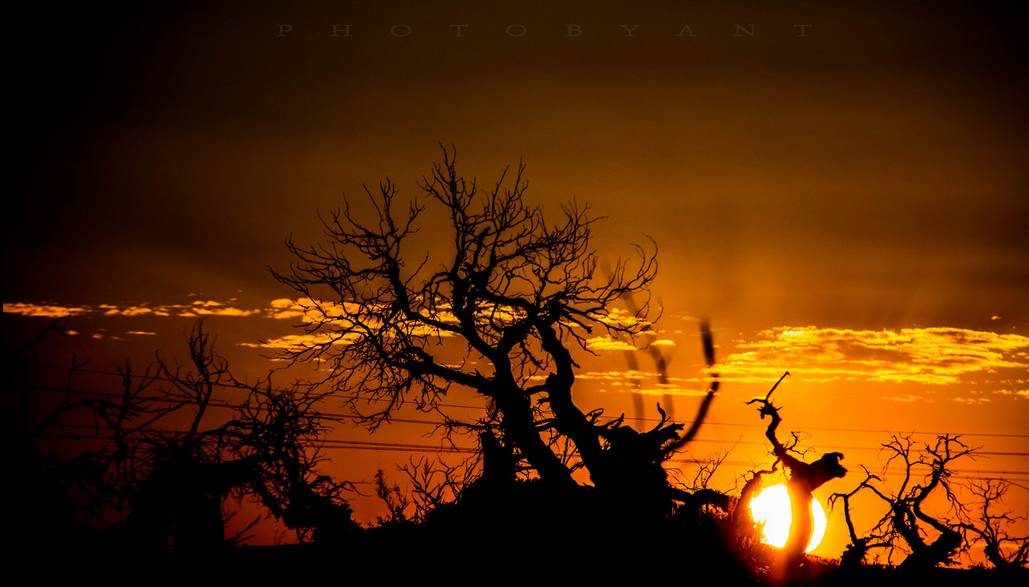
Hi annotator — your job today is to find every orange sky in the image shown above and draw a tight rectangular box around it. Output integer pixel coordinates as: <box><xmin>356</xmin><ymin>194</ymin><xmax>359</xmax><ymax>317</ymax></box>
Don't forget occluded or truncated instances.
<box><xmin>9</xmin><ymin>298</ymin><xmax>1028</xmax><ymax>561</ymax></box>
<box><xmin>7</xmin><ymin>0</ymin><xmax>1028</xmax><ymax>565</ymax></box>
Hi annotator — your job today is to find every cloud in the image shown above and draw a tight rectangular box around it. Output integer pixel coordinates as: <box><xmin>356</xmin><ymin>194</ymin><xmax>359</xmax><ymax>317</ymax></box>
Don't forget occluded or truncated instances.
<box><xmin>181</xmin><ymin>300</ymin><xmax>261</xmax><ymax>317</ymax></box>
<box><xmin>992</xmin><ymin>389</ymin><xmax>1029</xmax><ymax>399</ymax></box>
<box><xmin>267</xmin><ymin>298</ymin><xmax>308</xmax><ymax>320</ymax></box>
<box><xmin>718</xmin><ymin>326</ymin><xmax>1029</xmax><ymax>385</ymax></box>
<box><xmin>953</xmin><ymin>397</ymin><xmax>992</xmax><ymax>405</ymax></box>
<box><xmin>266</xmin><ymin>297</ymin><xmax>358</xmax><ymax>321</ymax></box>
<box><xmin>4</xmin><ymin>300</ymin><xmax>261</xmax><ymax>319</ymax></box>
<box><xmin>884</xmin><ymin>394</ymin><xmax>925</xmax><ymax>403</ymax></box>
<box><xmin>595</xmin><ymin>307</ymin><xmax>651</xmax><ymax>330</ymax></box>
<box><xmin>583</xmin><ymin>335</ymin><xmax>676</xmax><ymax>353</ymax></box>
<box><xmin>266</xmin><ymin>297</ymin><xmax>458</xmax><ymax>331</ymax></box>
<box><xmin>552</xmin><ymin>369</ymin><xmax>716</xmax><ymax>399</ymax></box>
<box><xmin>585</xmin><ymin>336</ymin><xmax>638</xmax><ymax>352</ymax></box>
<box><xmin>239</xmin><ymin>331</ymin><xmax>362</xmax><ymax>351</ymax></box>
<box><xmin>570</xmin><ymin>370</ymin><xmax>661</xmax><ymax>382</ymax></box>
<box><xmin>3</xmin><ymin>302</ymin><xmax>89</xmax><ymax>317</ymax></box>
<box><xmin>12</xmin><ymin>294</ymin><xmax>1023</xmax><ymax>398</ymax></box>
<box><xmin>98</xmin><ymin>304</ymin><xmax>150</xmax><ymax>316</ymax></box>
<box><xmin>633</xmin><ymin>386</ymin><xmax>711</xmax><ymax>397</ymax></box>
<box><xmin>6</xmin><ymin>296</ymin><xmax>652</xmax><ymax>348</ymax></box>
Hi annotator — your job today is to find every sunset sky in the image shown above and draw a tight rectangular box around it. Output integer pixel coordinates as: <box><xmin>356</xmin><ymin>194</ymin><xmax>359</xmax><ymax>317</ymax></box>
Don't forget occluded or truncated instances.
<box><xmin>8</xmin><ymin>0</ymin><xmax>1028</xmax><ymax>562</ymax></box>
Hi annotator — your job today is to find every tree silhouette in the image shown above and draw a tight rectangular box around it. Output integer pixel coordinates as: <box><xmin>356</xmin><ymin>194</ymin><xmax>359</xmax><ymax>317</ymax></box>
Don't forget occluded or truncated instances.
<box><xmin>24</xmin><ymin>321</ymin><xmax>360</xmax><ymax>558</ymax></box>
<box><xmin>229</xmin><ymin>372</ymin><xmax>361</xmax><ymax>545</ymax></box>
<box><xmin>833</xmin><ymin>434</ymin><xmax>971</xmax><ymax>571</ymax></box>
<box><xmin>732</xmin><ymin>462</ymin><xmax>779</xmax><ymax>544</ymax></box>
<box><xmin>274</xmin><ymin>145</ymin><xmax>720</xmax><ymax>520</ymax></box>
<box><xmin>747</xmin><ymin>375</ymin><xmax>848</xmax><ymax>579</ymax></box>
<box><xmin>957</xmin><ymin>479</ymin><xmax>1029</xmax><ymax>569</ymax></box>
<box><xmin>828</xmin><ymin>467</ymin><xmax>893</xmax><ymax>568</ymax></box>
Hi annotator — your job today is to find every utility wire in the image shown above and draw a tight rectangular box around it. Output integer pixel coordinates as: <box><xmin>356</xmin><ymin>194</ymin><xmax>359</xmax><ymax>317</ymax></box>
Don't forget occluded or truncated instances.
<box><xmin>32</xmin><ymin>429</ymin><xmax>1029</xmax><ymax>479</ymax></box>
<box><xmin>27</xmin><ymin>364</ymin><xmax>1029</xmax><ymax>440</ymax></box>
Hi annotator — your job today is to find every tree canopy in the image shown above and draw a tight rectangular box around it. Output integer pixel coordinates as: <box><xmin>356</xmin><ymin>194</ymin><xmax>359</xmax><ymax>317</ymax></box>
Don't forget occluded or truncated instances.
<box><xmin>274</xmin><ymin>145</ymin><xmax>716</xmax><ymax>513</ymax></box>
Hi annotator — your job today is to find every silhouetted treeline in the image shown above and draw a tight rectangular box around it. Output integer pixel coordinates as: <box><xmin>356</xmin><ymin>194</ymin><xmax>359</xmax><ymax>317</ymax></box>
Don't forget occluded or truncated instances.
<box><xmin>10</xmin><ymin>324</ymin><xmax>1027</xmax><ymax>584</ymax></box>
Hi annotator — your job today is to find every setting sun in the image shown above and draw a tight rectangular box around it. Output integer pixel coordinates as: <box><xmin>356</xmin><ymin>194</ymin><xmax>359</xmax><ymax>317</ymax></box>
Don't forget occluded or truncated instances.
<box><xmin>749</xmin><ymin>484</ymin><xmax>827</xmax><ymax>553</ymax></box>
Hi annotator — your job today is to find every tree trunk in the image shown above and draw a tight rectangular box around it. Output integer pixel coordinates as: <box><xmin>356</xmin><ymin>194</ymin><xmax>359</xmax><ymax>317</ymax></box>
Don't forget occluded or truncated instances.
<box><xmin>494</xmin><ymin>386</ymin><xmax>575</xmax><ymax>489</ymax></box>
<box><xmin>537</xmin><ymin>324</ymin><xmax>609</xmax><ymax>486</ymax></box>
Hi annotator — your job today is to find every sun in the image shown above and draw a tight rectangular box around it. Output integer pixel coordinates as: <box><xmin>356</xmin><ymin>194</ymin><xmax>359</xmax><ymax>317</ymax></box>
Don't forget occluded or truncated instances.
<box><xmin>748</xmin><ymin>484</ymin><xmax>827</xmax><ymax>552</ymax></box>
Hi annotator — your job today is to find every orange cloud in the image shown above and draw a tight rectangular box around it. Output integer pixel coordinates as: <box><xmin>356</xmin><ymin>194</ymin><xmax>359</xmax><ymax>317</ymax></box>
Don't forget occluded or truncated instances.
<box><xmin>883</xmin><ymin>394</ymin><xmax>932</xmax><ymax>403</ymax></box>
<box><xmin>585</xmin><ymin>336</ymin><xmax>638</xmax><ymax>352</ymax></box>
<box><xmin>632</xmin><ymin>386</ymin><xmax>711</xmax><ymax>397</ymax></box>
<box><xmin>717</xmin><ymin>326</ymin><xmax>1029</xmax><ymax>385</ymax></box>
<box><xmin>5</xmin><ymin>299</ymin><xmax>263</xmax><ymax>319</ymax></box>
<box><xmin>239</xmin><ymin>332</ymin><xmax>360</xmax><ymax>351</ymax></box>
<box><xmin>992</xmin><ymin>389</ymin><xmax>1029</xmax><ymax>399</ymax></box>
<box><xmin>3</xmin><ymin>302</ymin><xmax>89</xmax><ymax>317</ymax></box>
<box><xmin>953</xmin><ymin>397</ymin><xmax>992</xmax><ymax>405</ymax></box>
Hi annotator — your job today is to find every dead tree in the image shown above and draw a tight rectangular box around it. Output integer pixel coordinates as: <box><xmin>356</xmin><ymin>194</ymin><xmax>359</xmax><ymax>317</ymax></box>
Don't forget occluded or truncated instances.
<box><xmin>152</xmin><ymin>323</ymin><xmax>359</xmax><ymax>547</ymax></box>
<box><xmin>956</xmin><ymin>479</ymin><xmax>1028</xmax><ymax>569</ymax></box>
<box><xmin>28</xmin><ymin>321</ymin><xmax>359</xmax><ymax>555</ymax></box>
<box><xmin>828</xmin><ymin>467</ymin><xmax>893</xmax><ymax>568</ymax></box>
<box><xmin>21</xmin><ymin>349</ymin><xmax>181</xmax><ymax>549</ymax></box>
<box><xmin>670</xmin><ymin>447</ymin><xmax>734</xmax><ymax>527</ymax></box>
<box><xmin>374</xmin><ymin>469</ymin><xmax>412</xmax><ymax>525</ymax></box>
<box><xmin>228</xmin><ymin>374</ymin><xmax>360</xmax><ymax>544</ymax></box>
<box><xmin>747</xmin><ymin>374</ymin><xmax>848</xmax><ymax>576</ymax></box>
<box><xmin>274</xmin><ymin>145</ymin><xmax>718</xmax><ymax>519</ymax></box>
<box><xmin>732</xmin><ymin>462</ymin><xmax>778</xmax><ymax>540</ymax></box>
<box><xmin>840</xmin><ymin>434</ymin><xmax>971</xmax><ymax>571</ymax></box>
<box><xmin>400</xmin><ymin>453</ymin><xmax>482</xmax><ymax>521</ymax></box>
<box><xmin>124</xmin><ymin>322</ymin><xmax>257</xmax><ymax>557</ymax></box>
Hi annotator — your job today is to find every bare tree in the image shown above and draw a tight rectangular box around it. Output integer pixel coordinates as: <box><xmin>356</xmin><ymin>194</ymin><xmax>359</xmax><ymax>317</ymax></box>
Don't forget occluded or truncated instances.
<box><xmin>836</xmin><ymin>434</ymin><xmax>971</xmax><ymax>571</ymax></box>
<box><xmin>27</xmin><ymin>321</ymin><xmax>360</xmax><ymax>556</ymax></box>
<box><xmin>122</xmin><ymin>322</ymin><xmax>257</xmax><ymax>557</ymax></box>
<box><xmin>731</xmin><ymin>462</ymin><xmax>778</xmax><ymax>542</ymax></box>
<box><xmin>274</xmin><ymin>145</ymin><xmax>719</xmax><ymax>518</ymax></box>
<box><xmin>374</xmin><ymin>469</ymin><xmax>412</xmax><ymax>525</ymax></box>
<box><xmin>829</xmin><ymin>467</ymin><xmax>893</xmax><ymax>568</ymax></box>
<box><xmin>228</xmin><ymin>374</ymin><xmax>360</xmax><ymax>544</ymax></box>
<box><xmin>400</xmin><ymin>454</ymin><xmax>481</xmax><ymax>521</ymax></box>
<box><xmin>25</xmin><ymin>355</ymin><xmax>180</xmax><ymax>533</ymax></box>
<box><xmin>747</xmin><ymin>375</ymin><xmax>848</xmax><ymax>578</ymax></box>
<box><xmin>956</xmin><ymin>479</ymin><xmax>1028</xmax><ymax>569</ymax></box>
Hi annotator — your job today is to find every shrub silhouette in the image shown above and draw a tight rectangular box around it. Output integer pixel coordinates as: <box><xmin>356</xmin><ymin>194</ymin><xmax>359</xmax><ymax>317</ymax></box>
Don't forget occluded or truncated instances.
<box><xmin>20</xmin><ymin>322</ymin><xmax>360</xmax><ymax>558</ymax></box>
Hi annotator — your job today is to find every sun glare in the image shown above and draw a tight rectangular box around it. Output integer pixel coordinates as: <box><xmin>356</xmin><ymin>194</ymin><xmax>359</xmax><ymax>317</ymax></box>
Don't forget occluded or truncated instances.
<box><xmin>749</xmin><ymin>484</ymin><xmax>827</xmax><ymax>552</ymax></box>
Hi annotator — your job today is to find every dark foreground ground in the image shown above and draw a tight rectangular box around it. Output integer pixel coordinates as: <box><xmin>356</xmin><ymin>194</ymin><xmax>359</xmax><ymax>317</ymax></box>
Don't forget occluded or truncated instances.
<box><xmin>23</xmin><ymin>526</ymin><xmax>1026</xmax><ymax>585</ymax></box>
<box><xmin>223</xmin><ymin>543</ymin><xmax>1026</xmax><ymax>586</ymax></box>
<box><xmin>15</xmin><ymin>471</ymin><xmax>1027</xmax><ymax>584</ymax></box>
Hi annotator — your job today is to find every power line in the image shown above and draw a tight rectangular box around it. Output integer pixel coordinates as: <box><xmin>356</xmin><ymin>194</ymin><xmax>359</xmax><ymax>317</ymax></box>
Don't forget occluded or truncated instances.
<box><xmin>30</xmin><ymin>364</ymin><xmax>489</xmax><ymax>411</ymax></box>
<box><xmin>31</xmin><ymin>431</ymin><xmax>1029</xmax><ymax>495</ymax></box>
<box><xmin>32</xmin><ymin>428</ymin><xmax>1029</xmax><ymax>479</ymax></box>
<box><xmin>24</xmin><ymin>383</ymin><xmax>1029</xmax><ymax>458</ymax></box>
<box><xmin>27</xmin><ymin>364</ymin><xmax>1029</xmax><ymax>440</ymax></box>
